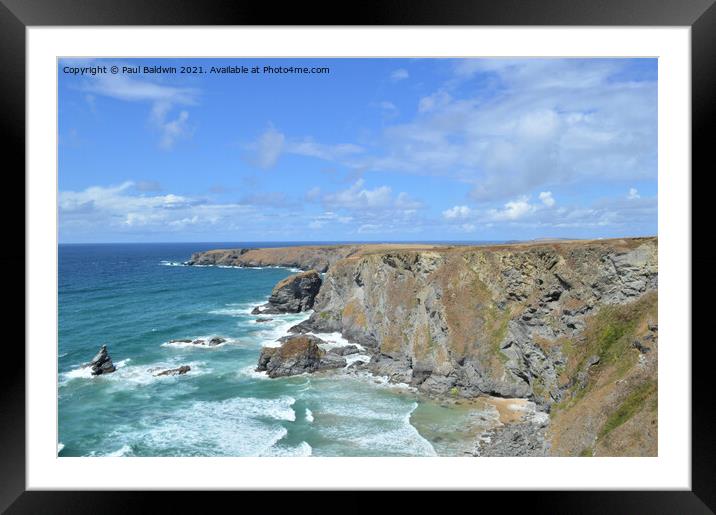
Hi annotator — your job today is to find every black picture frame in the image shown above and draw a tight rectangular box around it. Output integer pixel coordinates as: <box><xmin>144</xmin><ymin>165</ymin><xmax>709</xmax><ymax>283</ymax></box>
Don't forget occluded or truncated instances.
<box><xmin>2</xmin><ymin>0</ymin><xmax>711</xmax><ymax>512</ymax></box>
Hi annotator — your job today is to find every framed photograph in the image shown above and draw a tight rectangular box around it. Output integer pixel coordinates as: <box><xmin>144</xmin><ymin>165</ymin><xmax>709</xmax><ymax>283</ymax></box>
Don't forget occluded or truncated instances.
<box><xmin>4</xmin><ymin>0</ymin><xmax>711</xmax><ymax>512</ymax></box>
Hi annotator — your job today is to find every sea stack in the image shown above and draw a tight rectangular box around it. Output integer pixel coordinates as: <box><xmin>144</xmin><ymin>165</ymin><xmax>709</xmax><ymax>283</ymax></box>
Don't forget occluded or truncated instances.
<box><xmin>89</xmin><ymin>344</ymin><xmax>116</xmax><ymax>376</ymax></box>
<box><xmin>256</xmin><ymin>335</ymin><xmax>346</xmax><ymax>378</ymax></box>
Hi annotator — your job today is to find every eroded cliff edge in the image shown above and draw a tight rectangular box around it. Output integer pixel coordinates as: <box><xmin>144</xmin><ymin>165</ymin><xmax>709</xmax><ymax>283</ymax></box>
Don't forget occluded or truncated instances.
<box><xmin>290</xmin><ymin>237</ymin><xmax>658</xmax><ymax>456</ymax></box>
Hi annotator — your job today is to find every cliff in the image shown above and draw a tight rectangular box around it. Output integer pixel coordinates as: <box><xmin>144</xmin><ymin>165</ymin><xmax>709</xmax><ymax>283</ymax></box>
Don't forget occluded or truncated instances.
<box><xmin>187</xmin><ymin>244</ymin><xmax>445</xmax><ymax>272</ymax></box>
<box><xmin>290</xmin><ymin>237</ymin><xmax>658</xmax><ymax>456</ymax></box>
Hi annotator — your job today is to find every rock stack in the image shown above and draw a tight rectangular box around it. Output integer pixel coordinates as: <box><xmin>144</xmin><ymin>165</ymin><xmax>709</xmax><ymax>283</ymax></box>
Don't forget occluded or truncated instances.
<box><xmin>256</xmin><ymin>335</ymin><xmax>346</xmax><ymax>378</ymax></box>
<box><xmin>88</xmin><ymin>345</ymin><xmax>116</xmax><ymax>376</ymax></box>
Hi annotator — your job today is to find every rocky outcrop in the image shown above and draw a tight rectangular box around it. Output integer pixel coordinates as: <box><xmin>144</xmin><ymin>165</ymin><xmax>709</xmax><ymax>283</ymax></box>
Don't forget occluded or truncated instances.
<box><xmin>474</xmin><ymin>419</ymin><xmax>549</xmax><ymax>457</ymax></box>
<box><xmin>291</xmin><ymin>237</ymin><xmax>658</xmax><ymax>408</ymax></box>
<box><xmin>153</xmin><ymin>365</ymin><xmax>191</xmax><ymax>377</ymax></box>
<box><xmin>252</xmin><ymin>270</ymin><xmax>321</xmax><ymax>314</ymax></box>
<box><xmin>256</xmin><ymin>335</ymin><xmax>346</xmax><ymax>378</ymax></box>
<box><xmin>169</xmin><ymin>337</ymin><xmax>226</xmax><ymax>347</ymax></box>
<box><xmin>87</xmin><ymin>345</ymin><xmax>116</xmax><ymax>376</ymax></box>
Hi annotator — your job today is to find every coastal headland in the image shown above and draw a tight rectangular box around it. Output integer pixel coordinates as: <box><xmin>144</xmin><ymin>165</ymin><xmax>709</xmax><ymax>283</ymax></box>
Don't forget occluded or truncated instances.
<box><xmin>188</xmin><ymin>237</ymin><xmax>658</xmax><ymax>457</ymax></box>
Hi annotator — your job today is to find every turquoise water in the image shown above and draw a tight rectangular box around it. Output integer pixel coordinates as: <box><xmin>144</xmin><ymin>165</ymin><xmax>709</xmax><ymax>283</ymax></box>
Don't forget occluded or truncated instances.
<box><xmin>59</xmin><ymin>243</ymin><xmax>489</xmax><ymax>457</ymax></box>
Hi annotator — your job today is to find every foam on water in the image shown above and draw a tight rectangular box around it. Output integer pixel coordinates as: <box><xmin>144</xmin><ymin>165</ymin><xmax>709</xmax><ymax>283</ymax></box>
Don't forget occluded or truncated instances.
<box><xmin>106</xmin><ymin>444</ymin><xmax>133</xmax><ymax>457</ymax></box>
<box><xmin>308</xmin><ymin>331</ymin><xmax>363</xmax><ymax>351</ymax></box>
<box><xmin>257</xmin><ymin>312</ymin><xmax>311</xmax><ymax>348</ymax></box>
<box><xmin>317</xmin><ymin>400</ymin><xmax>436</xmax><ymax>457</ymax></box>
<box><xmin>61</xmin><ymin>357</ymin><xmax>132</xmax><ymax>382</ymax></box>
<box><xmin>159</xmin><ymin>260</ymin><xmax>187</xmax><ymax>267</ymax></box>
<box><xmin>161</xmin><ymin>335</ymin><xmax>238</xmax><ymax>349</ymax></box>
<box><xmin>345</xmin><ymin>353</ymin><xmax>371</xmax><ymax>368</ymax></box>
<box><xmin>238</xmin><ymin>365</ymin><xmax>269</xmax><ymax>380</ymax></box>
<box><xmin>305</xmin><ymin>409</ymin><xmax>314</xmax><ymax>423</ymax></box>
<box><xmin>261</xmin><ymin>441</ymin><xmax>313</xmax><ymax>457</ymax></box>
<box><xmin>208</xmin><ymin>301</ymin><xmax>267</xmax><ymax>316</ymax></box>
<box><xmin>61</xmin><ymin>357</ymin><xmax>209</xmax><ymax>387</ymax></box>
<box><xmin>104</xmin><ymin>396</ymin><xmax>296</xmax><ymax>456</ymax></box>
<box><xmin>57</xmin><ymin>442</ymin><xmax>64</xmax><ymax>453</ymax></box>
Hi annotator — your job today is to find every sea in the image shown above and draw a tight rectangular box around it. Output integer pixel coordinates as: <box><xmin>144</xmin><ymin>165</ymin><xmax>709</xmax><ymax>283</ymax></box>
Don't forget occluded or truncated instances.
<box><xmin>58</xmin><ymin>242</ymin><xmax>508</xmax><ymax>457</ymax></box>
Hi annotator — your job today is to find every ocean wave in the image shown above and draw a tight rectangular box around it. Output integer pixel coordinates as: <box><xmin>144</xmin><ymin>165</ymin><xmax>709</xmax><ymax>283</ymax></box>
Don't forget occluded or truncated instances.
<box><xmin>238</xmin><ymin>365</ymin><xmax>269</xmax><ymax>380</ymax></box>
<box><xmin>305</xmin><ymin>409</ymin><xmax>314</xmax><ymax>423</ymax></box>
<box><xmin>57</xmin><ymin>442</ymin><xmax>65</xmax><ymax>454</ymax></box>
<box><xmin>61</xmin><ymin>357</ymin><xmax>209</xmax><ymax>387</ymax></box>
<box><xmin>103</xmin><ymin>396</ymin><xmax>296</xmax><ymax>457</ymax></box>
<box><xmin>257</xmin><ymin>313</ymin><xmax>312</xmax><ymax>348</ymax></box>
<box><xmin>344</xmin><ymin>353</ymin><xmax>371</xmax><ymax>368</ymax></box>
<box><xmin>161</xmin><ymin>335</ymin><xmax>237</xmax><ymax>349</ymax></box>
<box><xmin>318</xmin><ymin>401</ymin><xmax>436</xmax><ymax>457</ymax></box>
<box><xmin>159</xmin><ymin>260</ymin><xmax>188</xmax><ymax>267</ymax></box>
<box><xmin>208</xmin><ymin>301</ymin><xmax>266</xmax><ymax>317</ymax></box>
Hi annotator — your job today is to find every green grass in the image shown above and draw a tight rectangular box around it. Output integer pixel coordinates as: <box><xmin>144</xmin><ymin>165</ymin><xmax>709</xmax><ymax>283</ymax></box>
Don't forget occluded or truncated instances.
<box><xmin>598</xmin><ymin>380</ymin><xmax>657</xmax><ymax>439</ymax></box>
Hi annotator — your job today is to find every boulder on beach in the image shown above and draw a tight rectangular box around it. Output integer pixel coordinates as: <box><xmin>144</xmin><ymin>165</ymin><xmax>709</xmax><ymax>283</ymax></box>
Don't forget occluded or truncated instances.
<box><xmin>88</xmin><ymin>344</ymin><xmax>116</xmax><ymax>376</ymax></box>
<box><xmin>252</xmin><ymin>270</ymin><xmax>322</xmax><ymax>315</ymax></box>
<box><xmin>256</xmin><ymin>335</ymin><xmax>346</xmax><ymax>378</ymax></box>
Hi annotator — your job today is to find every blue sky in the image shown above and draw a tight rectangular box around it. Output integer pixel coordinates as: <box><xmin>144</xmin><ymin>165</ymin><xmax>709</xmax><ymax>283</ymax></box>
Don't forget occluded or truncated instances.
<box><xmin>58</xmin><ymin>58</ymin><xmax>657</xmax><ymax>243</ymax></box>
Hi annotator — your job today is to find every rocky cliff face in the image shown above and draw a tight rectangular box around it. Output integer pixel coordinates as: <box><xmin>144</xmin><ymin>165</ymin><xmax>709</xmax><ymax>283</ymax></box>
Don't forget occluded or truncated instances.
<box><xmin>293</xmin><ymin>238</ymin><xmax>658</xmax><ymax>411</ymax></box>
<box><xmin>252</xmin><ymin>270</ymin><xmax>322</xmax><ymax>314</ymax></box>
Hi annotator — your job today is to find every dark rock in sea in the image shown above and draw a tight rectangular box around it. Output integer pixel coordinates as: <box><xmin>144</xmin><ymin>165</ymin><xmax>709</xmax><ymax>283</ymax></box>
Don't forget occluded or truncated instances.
<box><xmin>88</xmin><ymin>344</ymin><xmax>116</xmax><ymax>376</ymax></box>
<box><xmin>153</xmin><ymin>365</ymin><xmax>191</xmax><ymax>377</ymax></box>
<box><xmin>252</xmin><ymin>270</ymin><xmax>322</xmax><ymax>314</ymax></box>
<box><xmin>256</xmin><ymin>335</ymin><xmax>346</xmax><ymax>378</ymax></box>
<box><xmin>255</xmin><ymin>318</ymin><xmax>274</xmax><ymax>323</ymax></box>
<box><xmin>173</xmin><ymin>337</ymin><xmax>227</xmax><ymax>347</ymax></box>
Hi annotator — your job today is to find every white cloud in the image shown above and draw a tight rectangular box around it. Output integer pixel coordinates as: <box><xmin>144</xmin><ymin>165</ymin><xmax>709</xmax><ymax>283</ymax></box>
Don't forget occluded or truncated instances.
<box><xmin>155</xmin><ymin>108</ymin><xmax>192</xmax><ymax>150</ymax></box>
<box><xmin>442</xmin><ymin>205</ymin><xmax>472</xmax><ymax>219</ymax></box>
<box><xmin>486</xmin><ymin>196</ymin><xmax>536</xmax><ymax>221</ymax></box>
<box><xmin>287</xmin><ymin>138</ymin><xmax>364</xmax><ymax>161</ymax></box>
<box><xmin>82</xmin><ymin>73</ymin><xmax>198</xmax><ymax>105</ymax></box>
<box><xmin>628</xmin><ymin>187</ymin><xmax>641</xmax><ymax>200</ymax></box>
<box><xmin>59</xmin><ymin>182</ymin><xmax>257</xmax><ymax>236</ymax></box>
<box><xmin>302</xmin><ymin>59</ymin><xmax>656</xmax><ymax>203</ymax></box>
<box><xmin>379</xmin><ymin>101</ymin><xmax>397</xmax><ymax>111</ymax></box>
<box><xmin>418</xmin><ymin>91</ymin><xmax>451</xmax><ymax>113</ymax></box>
<box><xmin>245</xmin><ymin>128</ymin><xmax>363</xmax><ymax>170</ymax></box>
<box><xmin>78</xmin><ymin>69</ymin><xmax>200</xmax><ymax>150</ymax></box>
<box><xmin>249</xmin><ymin>126</ymin><xmax>286</xmax><ymax>169</ymax></box>
<box><xmin>323</xmin><ymin>179</ymin><xmax>393</xmax><ymax>209</ymax></box>
<box><xmin>390</xmin><ymin>68</ymin><xmax>409</xmax><ymax>81</ymax></box>
<box><xmin>539</xmin><ymin>191</ymin><xmax>555</xmax><ymax>207</ymax></box>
